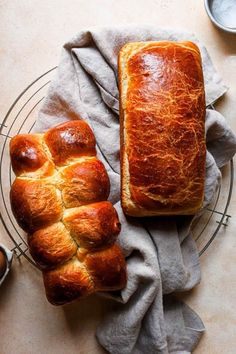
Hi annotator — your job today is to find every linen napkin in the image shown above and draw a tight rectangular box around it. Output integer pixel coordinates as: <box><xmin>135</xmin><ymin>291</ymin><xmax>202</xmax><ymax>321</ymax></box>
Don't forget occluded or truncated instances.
<box><xmin>34</xmin><ymin>25</ymin><xmax>236</xmax><ymax>354</ymax></box>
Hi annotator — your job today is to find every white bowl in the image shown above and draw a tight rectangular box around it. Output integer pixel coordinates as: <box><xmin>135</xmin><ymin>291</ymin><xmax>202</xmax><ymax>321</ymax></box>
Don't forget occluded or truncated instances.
<box><xmin>0</xmin><ymin>244</ymin><xmax>13</xmax><ymax>286</ymax></box>
<box><xmin>204</xmin><ymin>0</ymin><xmax>236</xmax><ymax>34</ymax></box>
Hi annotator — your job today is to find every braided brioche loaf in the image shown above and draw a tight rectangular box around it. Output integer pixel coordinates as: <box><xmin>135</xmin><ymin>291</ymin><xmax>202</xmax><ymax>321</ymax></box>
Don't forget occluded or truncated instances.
<box><xmin>10</xmin><ymin>120</ymin><xmax>126</xmax><ymax>305</ymax></box>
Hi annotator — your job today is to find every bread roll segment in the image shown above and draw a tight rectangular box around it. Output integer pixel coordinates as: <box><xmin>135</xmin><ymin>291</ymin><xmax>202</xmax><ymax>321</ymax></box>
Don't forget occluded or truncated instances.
<box><xmin>10</xmin><ymin>120</ymin><xmax>126</xmax><ymax>305</ymax></box>
<box><xmin>119</xmin><ymin>41</ymin><xmax>206</xmax><ymax>216</ymax></box>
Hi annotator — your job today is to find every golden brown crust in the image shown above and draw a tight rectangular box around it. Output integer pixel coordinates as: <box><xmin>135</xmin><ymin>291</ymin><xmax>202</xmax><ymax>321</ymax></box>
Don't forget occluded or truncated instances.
<box><xmin>10</xmin><ymin>134</ymin><xmax>55</xmax><ymax>177</ymax></box>
<box><xmin>43</xmin><ymin>259</ymin><xmax>95</xmax><ymax>305</ymax></box>
<box><xmin>28</xmin><ymin>223</ymin><xmax>77</xmax><ymax>269</ymax></box>
<box><xmin>10</xmin><ymin>119</ymin><xmax>127</xmax><ymax>305</ymax></box>
<box><xmin>10</xmin><ymin>179</ymin><xmax>63</xmax><ymax>233</ymax></box>
<box><xmin>43</xmin><ymin>244</ymin><xmax>127</xmax><ymax>305</ymax></box>
<box><xmin>84</xmin><ymin>244</ymin><xmax>127</xmax><ymax>291</ymax></box>
<box><xmin>59</xmin><ymin>158</ymin><xmax>110</xmax><ymax>208</ymax></box>
<box><xmin>44</xmin><ymin>120</ymin><xmax>96</xmax><ymax>166</ymax></box>
<box><xmin>63</xmin><ymin>201</ymin><xmax>121</xmax><ymax>250</ymax></box>
<box><xmin>119</xmin><ymin>41</ymin><xmax>206</xmax><ymax>216</ymax></box>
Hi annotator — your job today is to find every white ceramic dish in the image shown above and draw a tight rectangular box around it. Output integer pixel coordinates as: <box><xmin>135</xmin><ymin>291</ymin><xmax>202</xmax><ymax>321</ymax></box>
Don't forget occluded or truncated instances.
<box><xmin>0</xmin><ymin>244</ymin><xmax>13</xmax><ymax>286</ymax></box>
<box><xmin>204</xmin><ymin>0</ymin><xmax>236</xmax><ymax>34</ymax></box>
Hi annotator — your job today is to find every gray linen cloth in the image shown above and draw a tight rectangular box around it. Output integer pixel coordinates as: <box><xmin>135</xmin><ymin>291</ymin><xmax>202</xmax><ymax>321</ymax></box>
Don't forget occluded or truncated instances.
<box><xmin>34</xmin><ymin>25</ymin><xmax>236</xmax><ymax>354</ymax></box>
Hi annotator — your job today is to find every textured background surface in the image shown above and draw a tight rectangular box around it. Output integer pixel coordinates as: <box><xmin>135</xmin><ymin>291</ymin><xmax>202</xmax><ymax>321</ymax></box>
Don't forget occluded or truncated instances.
<box><xmin>0</xmin><ymin>1</ymin><xmax>236</xmax><ymax>353</ymax></box>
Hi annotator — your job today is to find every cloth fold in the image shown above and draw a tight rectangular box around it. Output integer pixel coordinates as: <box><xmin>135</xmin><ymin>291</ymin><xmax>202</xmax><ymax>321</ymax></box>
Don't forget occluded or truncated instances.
<box><xmin>34</xmin><ymin>25</ymin><xmax>236</xmax><ymax>354</ymax></box>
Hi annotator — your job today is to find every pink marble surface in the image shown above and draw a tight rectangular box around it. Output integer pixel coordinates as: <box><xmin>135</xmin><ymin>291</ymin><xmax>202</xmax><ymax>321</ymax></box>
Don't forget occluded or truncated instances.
<box><xmin>0</xmin><ymin>1</ymin><xmax>236</xmax><ymax>353</ymax></box>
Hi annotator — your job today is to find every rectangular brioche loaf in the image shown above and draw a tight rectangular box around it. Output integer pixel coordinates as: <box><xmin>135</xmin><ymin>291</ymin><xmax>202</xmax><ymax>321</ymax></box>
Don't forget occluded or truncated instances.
<box><xmin>119</xmin><ymin>41</ymin><xmax>206</xmax><ymax>216</ymax></box>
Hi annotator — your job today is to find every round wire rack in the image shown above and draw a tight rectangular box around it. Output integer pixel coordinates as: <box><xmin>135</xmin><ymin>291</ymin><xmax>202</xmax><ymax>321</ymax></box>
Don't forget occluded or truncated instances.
<box><xmin>0</xmin><ymin>68</ymin><xmax>234</xmax><ymax>267</ymax></box>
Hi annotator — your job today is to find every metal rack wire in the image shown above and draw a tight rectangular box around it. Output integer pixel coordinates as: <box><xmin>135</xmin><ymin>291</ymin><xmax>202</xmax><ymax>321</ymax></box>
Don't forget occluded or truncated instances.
<box><xmin>0</xmin><ymin>68</ymin><xmax>233</xmax><ymax>267</ymax></box>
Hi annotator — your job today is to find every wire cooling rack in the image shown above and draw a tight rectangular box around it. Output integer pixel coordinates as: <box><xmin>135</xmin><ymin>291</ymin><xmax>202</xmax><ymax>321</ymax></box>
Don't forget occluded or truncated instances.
<box><xmin>0</xmin><ymin>68</ymin><xmax>234</xmax><ymax>267</ymax></box>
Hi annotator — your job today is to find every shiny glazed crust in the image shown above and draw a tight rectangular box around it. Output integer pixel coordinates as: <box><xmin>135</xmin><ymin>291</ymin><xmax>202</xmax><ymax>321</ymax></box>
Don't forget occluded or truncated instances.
<box><xmin>119</xmin><ymin>41</ymin><xmax>206</xmax><ymax>216</ymax></box>
<box><xmin>10</xmin><ymin>120</ymin><xmax>126</xmax><ymax>305</ymax></box>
